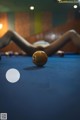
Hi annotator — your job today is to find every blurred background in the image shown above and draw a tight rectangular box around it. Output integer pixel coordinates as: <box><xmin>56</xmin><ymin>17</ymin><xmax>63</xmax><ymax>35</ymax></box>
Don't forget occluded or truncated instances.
<box><xmin>0</xmin><ymin>0</ymin><xmax>80</xmax><ymax>52</ymax></box>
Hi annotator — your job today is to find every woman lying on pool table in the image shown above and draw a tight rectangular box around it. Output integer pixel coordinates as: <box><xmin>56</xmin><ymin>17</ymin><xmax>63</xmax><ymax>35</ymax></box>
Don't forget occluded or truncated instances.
<box><xmin>0</xmin><ymin>29</ymin><xmax>80</xmax><ymax>56</ymax></box>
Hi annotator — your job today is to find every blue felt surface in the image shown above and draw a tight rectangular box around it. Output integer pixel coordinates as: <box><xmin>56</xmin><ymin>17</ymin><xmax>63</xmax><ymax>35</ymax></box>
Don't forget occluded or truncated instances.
<box><xmin>0</xmin><ymin>55</ymin><xmax>80</xmax><ymax>120</ymax></box>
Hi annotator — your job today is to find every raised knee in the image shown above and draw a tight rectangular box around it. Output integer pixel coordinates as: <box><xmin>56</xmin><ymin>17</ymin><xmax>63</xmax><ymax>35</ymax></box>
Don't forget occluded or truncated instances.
<box><xmin>68</xmin><ymin>29</ymin><xmax>77</xmax><ymax>34</ymax></box>
<box><xmin>6</xmin><ymin>30</ymin><xmax>12</xmax><ymax>34</ymax></box>
<box><xmin>7</xmin><ymin>30</ymin><xmax>15</xmax><ymax>34</ymax></box>
<box><xmin>67</xmin><ymin>29</ymin><xmax>77</xmax><ymax>37</ymax></box>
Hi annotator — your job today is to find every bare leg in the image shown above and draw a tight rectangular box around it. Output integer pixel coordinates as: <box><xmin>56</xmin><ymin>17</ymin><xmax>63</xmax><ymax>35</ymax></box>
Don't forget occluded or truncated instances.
<box><xmin>44</xmin><ymin>30</ymin><xmax>80</xmax><ymax>56</ymax></box>
<box><xmin>0</xmin><ymin>29</ymin><xmax>80</xmax><ymax>56</ymax></box>
<box><xmin>0</xmin><ymin>30</ymin><xmax>37</xmax><ymax>55</ymax></box>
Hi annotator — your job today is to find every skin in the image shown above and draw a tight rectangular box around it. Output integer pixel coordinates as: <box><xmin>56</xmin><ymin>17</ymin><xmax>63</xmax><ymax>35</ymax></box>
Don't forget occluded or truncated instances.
<box><xmin>0</xmin><ymin>29</ymin><xmax>80</xmax><ymax>56</ymax></box>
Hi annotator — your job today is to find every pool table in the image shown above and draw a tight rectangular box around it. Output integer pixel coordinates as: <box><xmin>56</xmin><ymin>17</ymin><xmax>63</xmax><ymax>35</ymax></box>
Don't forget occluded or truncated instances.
<box><xmin>0</xmin><ymin>54</ymin><xmax>80</xmax><ymax>120</ymax></box>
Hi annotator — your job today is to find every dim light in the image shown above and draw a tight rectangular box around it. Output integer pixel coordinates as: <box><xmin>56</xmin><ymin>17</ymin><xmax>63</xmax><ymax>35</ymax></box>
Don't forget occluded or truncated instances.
<box><xmin>73</xmin><ymin>4</ymin><xmax>78</xmax><ymax>8</ymax></box>
<box><xmin>29</xmin><ymin>6</ymin><xmax>34</xmax><ymax>10</ymax></box>
<box><xmin>0</xmin><ymin>23</ymin><xmax>3</xmax><ymax>29</ymax></box>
